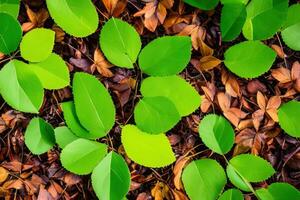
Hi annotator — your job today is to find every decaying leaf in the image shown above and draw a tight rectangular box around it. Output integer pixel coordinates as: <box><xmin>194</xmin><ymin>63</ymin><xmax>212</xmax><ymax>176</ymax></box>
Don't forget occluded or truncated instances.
<box><xmin>0</xmin><ymin>167</ymin><xmax>9</xmax><ymax>183</ymax></box>
<box><xmin>151</xmin><ymin>182</ymin><xmax>172</xmax><ymax>200</ymax></box>
<box><xmin>91</xmin><ymin>48</ymin><xmax>113</xmax><ymax>77</ymax></box>
<box><xmin>22</xmin><ymin>6</ymin><xmax>49</xmax><ymax>32</ymax></box>
<box><xmin>101</xmin><ymin>0</ymin><xmax>127</xmax><ymax>17</ymax></box>
<box><xmin>173</xmin><ymin>156</ymin><xmax>190</xmax><ymax>190</ymax></box>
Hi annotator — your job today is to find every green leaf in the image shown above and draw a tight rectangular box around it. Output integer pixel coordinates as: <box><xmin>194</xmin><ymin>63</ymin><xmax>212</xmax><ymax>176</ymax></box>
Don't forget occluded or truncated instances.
<box><xmin>30</xmin><ymin>53</ymin><xmax>70</xmax><ymax>89</ymax></box>
<box><xmin>256</xmin><ymin>182</ymin><xmax>300</xmax><ymax>200</ymax></box>
<box><xmin>24</xmin><ymin>117</ymin><xmax>55</xmax><ymax>155</ymax></box>
<box><xmin>224</xmin><ymin>41</ymin><xmax>276</xmax><ymax>78</ymax></box>
<box><xmin>242</xmin><ymin>0</ymin><xmax>288</xmax><ymax>40</ymax></box>
<box><xmin>183</xmin><ymin>0</ymin><xmax>219</xmax><ymax>10</ymax></box>
<box><xmin>92</xmin><ymin>152</ymin><xmax>131</xmax><ymax>200</ymax></box>
<box><xmin>0</xmin><ymin>12</ymin><xmax>22</xmax><ymax>55</ymax></box>
<box><xmin>121</xmin><ymin>125</ymin><xmax>175</xmax><ymax>168</ymax></box>
<box><xmin>20</xmin><ymin>28</ymin><xmax>55</xmax><ymax>62</ymax></box>
<box><xmin>0</xmin><ymin>0</ymin><xmax>20</xmax><ymax>18</ymax></box>
<box><xmin>221</xmin><ymin>3</ymin><xmax>246</xmax><ymax>41</ymax></box>
<box><xmin>281</xmin><ymin>4</ymin><xmax>300</xmax><ymax>51</ymax></box>
<box><xmin>60</xmin><ymin>138</ymin><xmax>107</xmax><ymax>175</ymax></box>
<box><xmin>0</xmin><ymin>60</ymin><xmax>44</xmax><ymax>113</ymax></box>
<box><xmin>54</xmin><ymin>126</ymin><xmax>79</xmax><ymax>149</ymax></box>
<box><xmin>138</xmin><ymin>36</ymin><xmax>191</xmax><ymax>76</ymax></box>
<box><xmin>182</xmin><ymin>159</ymin><xmax>227</xmax><ymax>200</ymax></box>
<box><xmin>61</xmin><ymin>101</ymin><xmax>96</xmax><ymax>139</ymax></box>
<box><xmin>198</xmin><ymin>114</ymin><xmax>235</xmax><ymax>155</ymax></box>
<box><xmin>73</xmin><ymin>72</ymin><xmax>116</xmax><ymax>138</ymax></box>
<box><xmin>46</xmin><ymin>0</ymin><xmax>98</xmax><ymax>37</ymax></box>
<box><xmin>218</xmin><ymin>189</ymin><xmax>244</xmax><ymax>200</ymax></box>
<box><xmin>278</xmin><ymin>100</ymin><xmax>300</xmax><ymax>137</ymax></box>
<box><xmin>134</xmin><ymin>97</ymin><xmax>180</xmax><ymax>134</ymax></box>
<box><xmin>227</xmin><ymin>154</ymin><xmax>275</xmax><ymax>191</ymax></box>
<box><xmin>221</xmin><ymin>0</ymin><xmax>248</xmax><ymax>4</ymax></box>
<box><xmin>140</xmin><ymin>76</ymin><xmax>201</xmax><ymax>117</ymax></box>
<box><xmin>100</xmin><ymin>18</ymin><xmax>141</xmax><ymax>68</ymax></box>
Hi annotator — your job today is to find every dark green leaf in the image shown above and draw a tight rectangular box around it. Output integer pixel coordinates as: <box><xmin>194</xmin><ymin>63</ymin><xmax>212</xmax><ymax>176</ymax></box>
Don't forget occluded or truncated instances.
<box><xmin>184</xmin><ymin>0</ymin><xmax>219</xmax><ymax>10</ymax></box>
<box><xmin>0</xmin><ymin>0</ymin><xmax>20</xmax><ymax>18</ymax></box>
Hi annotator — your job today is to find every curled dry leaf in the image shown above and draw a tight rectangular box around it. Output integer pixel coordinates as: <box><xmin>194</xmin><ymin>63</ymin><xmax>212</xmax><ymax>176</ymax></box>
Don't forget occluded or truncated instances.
<box><xmin>178</xmin><ymin>25</ymin><xmax>207</xmax><ymax>51</ymax></box>
<box><xmin>271</xmin><ymin>44</ymin><xmax>286</xmax><ymax>59</ymax></box>
<box><xmin>101</xmin><ymin>0</ymin><xmax>127</xmax><ymax>17</ymax></box>
<box><xmin>271</xmin><ymin>67</ymin><xmax>292</xmax><ymax>84</ymax></box>
<box><xmin>22</xmin><ymin>6</ymin><xmax>49</xmax><ymax>32</ymax></box>
<box><xmin>173</xmin><ymin>156</ymin><xmax>190</xmax><ymax>190</ymax></box>
<box><xmin>198</xmin><ymin>56</ymin><xmax>221</xmax><ymax>71</ymax></box>
<box><xmin>234</xmin><ymin>128</ymin><xmax>263</xmax><ymax>155</ymax></box>
<box><xmin>134</xmin><ymin>0</ymin><xmax>174</xmax><ymax>32</ymax></box>
<box><xmin>221</xmin><ymin>69</ymin><xmax>240</xmax><ymax>97</ymax></box>
<box><xmin>172</xmin><ymin>189</ymin><xmax>189</xmax><ymax>200</ymax></box>
<box><xmin>200</xmin><ymin>82</ymin><xmax>216</xmax><ymax>113</ymax></box>
<box><xmin>0</xmin><ymin>167</ymin><xmax>9</xmax><ymax>183</ymax></box>
<box><xmin>3</xmin><ymin>179</ymin><xmax>23</xmax><ymax>190</ymax></box>
<box><xmin>151</xmin><ymin>182</ymin><xmax>172</xmax><ymax>200</ymax></box>
<box><xmin>91</xmin><ymin>48</ymin><xmax>113</xmax><ymax>77</ymax></box>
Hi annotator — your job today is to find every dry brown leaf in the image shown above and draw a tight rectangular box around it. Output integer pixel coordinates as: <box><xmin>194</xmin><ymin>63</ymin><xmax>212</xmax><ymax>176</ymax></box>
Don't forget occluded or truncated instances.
<box><xmin>172</xmin><ymin>189</ymin><xmax>189</xmax><ymax>200</ymax></box>
<box><xmin>173</xmin><ymin>156</ymin><xmax>189</xmax><ymax>190</ymax></box>
<box><xmin>92</xmin><ymin>48</ymin><xmax>113</xmax><ymax>77</ymax></box>
<box><xmin>271</xmin><ymin>44</ymin><xmax>285</xmax><ymax>59</ymax></box>
<box><xmin>252</xmin><ymin>109</ymin><xmax>264</xmax><ymax>131</ymax></box>
<box><xmin>52</xmin><ymin>24</ymin><xmax>65</xmax><ymax>43</ymax></box>
<box><xmin>0</xmin><ymin>167</ymin><xmax>9</xmax><ymax>183</ymax></box>
<box><xmin>266</xmin><ymin>96</ymin><xmax>281</xmax><ymax>122</ymax></box>
<box><xmin>257</xmin><ymin>91</ymin><xmax>267</xmax><ymax>110</ymax></box>
<box><xmin>22</xmin><ymin>6</ymin><xmax>49</xmax><ymax>32</ymax></box>
<box><xmin>151</xmin><ymin>182</ymin><xmax>172</xmax><ymax>200</ymax></box>
<box><xmin>3</xmin><ymin>179</ymin><xmax>23</xmax><ymax>190</ymax></box>
<box><xmin>198</xmin><ymin>56</ymin><xmax>221</xmax><ymax>71</ymax></box>
<box><xmin>37</xmin><ymin>185</ymin><xmax>53</xmax><ymax>200</ymax></box>
<box><xmin>63</xmin><ymin>173</ymin><xmax>81</xmax><ymax>186</ymax></box>
<box><xmin>234</xmin><ymin>128</ymin><xmax>262</xmax><ymax>155</ymax></box>
<box><xmin>271</xmin><ymin>67</ymin><xmax>291</xmax><ymax>83</ymax></box>
<box><xmin>217</xmin><ymin>92</ymin><xmax>231</xmax><ymax>112</ymax></box>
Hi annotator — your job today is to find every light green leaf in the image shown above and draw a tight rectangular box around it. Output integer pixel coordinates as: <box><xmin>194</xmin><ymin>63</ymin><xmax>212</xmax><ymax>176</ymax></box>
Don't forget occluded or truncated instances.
<box><xmin>46</xmin><ymin>0</ymin><xmax>98</xmax><ymax>37</ymax></box>
<box><xmin>0</xmin><ymin>0</ymin><xmax>20</xmax><ymax>18</ymax></box>
<box><xmin>227</xmin><ymin>154</ymin><xmax>275</xmax><ymax>191</ymax></box>
<box><xmin>198</xmin><ymin>114</ymin><xmax>235</xmax><ymax>155</ymax></box>
<box><xmin>0</xmin><ymin>60</ymin><xmax>43</xmax><ymax>113</ymax></box>
<box><xmin>256</xmin><ymin>182</ymin><xmax>300</xmax><ymax>200</ymax></box>
<box><xmin>134</xmin><ymin>97</ymin><xmax>180</xmax><ymax>134</ymax></box>
<box><xmin>218</xmin><ymin>189</ymin><xmax>244</xmax><ymax>200</ymax></box>
<box><xmin>182</xmin><ymin>159</ymin><xmax>227</xmax><ymax>200</ymax></box>
<box><xmin>221</xmin><ymin>3</ymin><xmax>246</xmax><ymax>41</ymax></box>
<box><xmin>221</xmin><ymin>0</ymin><xmax>248</xmax><ymax>4</ymax></box>
<box><xmin>73</xmin><ymin>72</ymin><xmax>116</xmax><ymax>138</ymax></box>
<box><xmin>20</xmin><ymin>28</ymin><xmax>55</xmax><ymax>62</ymax></box>
<box><xmin>61</xmin><ymin>101</ymin><xmax>96</xmax><ymax>139</ymax></box>
<box><xmin>278</xmin><ymin>100</ymin><xmax>300</xmax><ymax>137</ymax></box>
<box><xmin>30</xmin><ymin>53</ymin><xmax>70</xmax><ymax>89</ymax></box>
<box><xmin>61</xmin><ymin>138</ymin><xmax>107</xmax><ymax>175</ymax></box>
<box><xmin>138</xmin><ymin>36</ymin><xmax>191</xmax><ymax>76</ymax></box>
<box><xmin>121</xmin><ymin>125</ymin><xmax>175</xmax><ymax>168</ymax></box>
<box><xmin>54</xmin><ymin>126</ymin><xmax>79</xmax><ymax>149</ymax></box>
<box><xmin>0</xmin><ymin>12</ymin><xmax>22</xmax><ymax>55</ymax></box>
<box><xmin>92</xmin><ymin>152</ymin><xmax>131</xmax><ymax>200</ymax></box>
<box><xmin>242</xmin><ymin>0</ymin><xmax>288</xmax><ymax>40</ymax></box>
<box><xmin>281</xmin><ymin>4</ymin><xmax>300</xmax><ymax>51</ymax></box>
<box><xmin>24</xmin><ymin>117</ymin><xmax>55</xmax><ymax>155</ymax></box>
<box><xmin>140</xmin><ymin>76</ymin><xmax>201</xmax><ymax>117</ymax></box>
<box><xmin>224</xmin><ymin>41</ymin><xmax>276</xmax><ymax>78</ymax></box>
<box><xmin>100</xmin><ymin>18</ymin><xmax>141</xmax><ymax>68</ymax></box>
<box><xmin>184</xmin><ymin>0</ymin><xmax>219</xmax><ymax>10</ymax></box>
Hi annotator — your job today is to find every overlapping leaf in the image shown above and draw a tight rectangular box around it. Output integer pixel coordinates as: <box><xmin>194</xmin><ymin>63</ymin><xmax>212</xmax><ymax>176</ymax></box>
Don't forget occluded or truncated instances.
<box><xmin>278</xmin><ymin>100</ymin><xmax>300</xmax><ymax>137</ymax></box>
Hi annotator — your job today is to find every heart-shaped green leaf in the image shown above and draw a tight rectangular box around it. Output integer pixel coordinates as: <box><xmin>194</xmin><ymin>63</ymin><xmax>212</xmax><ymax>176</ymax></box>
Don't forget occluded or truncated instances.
<box><xmin>198</xmin><ymin>114</ymin><xmax>235</xmax><ymax>155</ymax></box>
<box><xmin>221</xmin><ymin>3</ymin><xmax>247</xmax><ymax>41</ymax></box>
<box><xmin>134</xmin><ymin>97</ymin><xmax>180</xmax><ymax>134</ymax></box>
<box><xmin>281</xmin><ymin>4</ymin><xmax>300</xmax><ymax>51</ymax></box>
<box><xmin>121</xmin><ymin>125</ymin><xmax>175</xmax><ymax>168</ymax></box>
<box><xmin>25</xmin><ymin>117</ymin><xmax>55</xmax><ymax>155</ymax></box>
<box><xmin>0</xmin><ymin>60</ymin><xmax>44</xmax><ymax>113</ymax></box>
<box><xmin>100</xmin><ymin>18</ymin><xmax>141</xmax><ymax>68</ymax></box>
<box><xmin>278</xmin><ymin>100</ymin><xmax>300</xmax><ymax>137</ymax></box>
<box><xmin>61</xmin><ymin>138</ymin><xmax>107</xmax><ymax>175</ymax></box>
<box><xmin>182</xmin><ymin>159</ymin><xmax>227</xmax><ymax>200</ymax></box>
<box><xmin>54</xmin><ymin>126</ymin><xmax>79</xmax><ymax>149</ymax></box>
<box><xmin>138</xmin><ymin>36</ymin><xmax>191</xmax><ymax>76</ymax></box>
<box><xmin>140</xmin><ymin>75</ymin><xmax>201</xmax><ymax>117</ymax></box>
<box><xmin>46</xmin><ymin>0</ymin><xmax>98</xmax><ymax>37</ymax></box>
<box><xmin>224</xmin><ymin>41</ymin><xmax>276</xmax><ymax>78</ymax></box>
<box><xmin>61</xmin><ymin>101</ymin><xmax>95</xmax><ymax>139</ymax></box>
<box><xmin>73</xmin><ymin>72</ymin><xmax>115</xmax><ymax>138</ymax></box>
<box><xmin>20</xmin><ymin>28</ymin><xmax>55</xmax><ymax>62</ymax></box>
<box><xmin>227</xmin><ymin>154</ymin><xmax>275</xmax><ymax>191</ymax></box>
<box><xmin>92</xmin><ymin>152</ymin><xmax>131</xmax><ymax>200</ymax></box>
<box><xmin>242</xmin><ymin>0</ymin><xmax>288</xmax><ymax>40</ymax></box>
<box><xmin>0</xmin><ymin>12</ymin><xmax>22</xmax><ymax>55</ymax></box>
<box><xmin>30</xmin><ymin>53</ymin><xmax>70</xmax><ymax>89</ymax></box>
<box><xmin>0</xmin><ymin>0</ymin><xmax>20</xmax><ymax>18</ymax></box>
<box><xmin>184</xmin><ymin>0</ymin><xmax>219</xmax><ymax>10</ymax></box>
<box><xmin>256</xmin><ymin>182</ymin><xmax>300</xmax><ymax>200</ymax></box>
<box><xmin>218</xmin><ymin>189</ymin><xmax>244</xmax><ymax>200</ymax></box>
